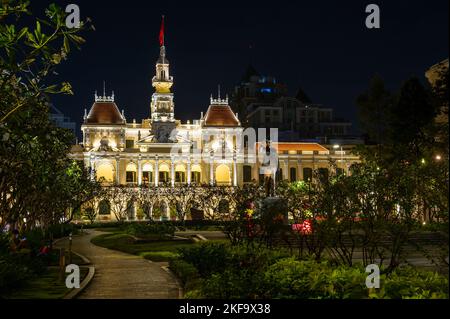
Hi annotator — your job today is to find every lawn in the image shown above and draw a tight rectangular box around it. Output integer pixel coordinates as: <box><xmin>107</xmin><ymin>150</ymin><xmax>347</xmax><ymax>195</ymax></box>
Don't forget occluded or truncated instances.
<box><xmin>91</xmin><ymin>232</ymin><xmax>197</xmax><ymax>261</ymax></box>
<box><xmin>5</xmin><ymin>266</ymin><xmax>88</xmax><ymax>299</ymax></box>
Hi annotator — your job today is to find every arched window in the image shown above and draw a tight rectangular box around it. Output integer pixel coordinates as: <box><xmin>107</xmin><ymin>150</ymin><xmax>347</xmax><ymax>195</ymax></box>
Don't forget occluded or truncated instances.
<box><xmin>96</xmin><ymin>163</ymin><xmax>114</xmax><ymax>183</ymax></box>
<box><xmin>175</xmin><ymin>164</ymin><xmax>186</xmax><ymax>183</ymax></box>
<box><xmin>243</xmin><ymin>165</ymin><xmax>252</xmax><ymax>183</ymax></box>
<box><xmin>126</xmin><ymin>162</ymin><xmax>137</xmax><ymax>184</ymax></box>
<box><xmin>159</xmin><ymin>163</ymin><xmax>170</xmax><ymax>183</ymax></box>
<box><xmin>290</xmin><ymin>167</ymin><xmax>297</xmax><ymax>182</ymax></box>
<box><xmin>191</xmin><ymin>164</ymin><xmax>201</xmax><ymax>184</ymax></box>
<box><xmin>318</xmin><ymin>168</ymin><xmax>329</xmax><ymax>183</ymax></box>
<box><xmin>303</xmin><ymin>167</ymin><xmax>313</xmax><ymax>182</ymax></box>
<box><xmin>142</xmin><ymin>163</ymin><xmax>153</xmax><ymax>185</ymax></box>
<box><xmin>98</xmin><ymin>200</ymin><xmax>111</xmax><ymax>215</ymax></box>
<box><xmin>215</xmin><ymin>164</ymin><xmax>231</xmax><ymax>185</ymax></box>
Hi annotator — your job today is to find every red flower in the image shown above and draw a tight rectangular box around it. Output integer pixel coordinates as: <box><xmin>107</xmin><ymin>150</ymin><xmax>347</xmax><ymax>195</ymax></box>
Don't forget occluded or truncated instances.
<box><xmin>292</xmin><ymin>220</ymin><xmax>313</xmax><ymax>235</ymax></box>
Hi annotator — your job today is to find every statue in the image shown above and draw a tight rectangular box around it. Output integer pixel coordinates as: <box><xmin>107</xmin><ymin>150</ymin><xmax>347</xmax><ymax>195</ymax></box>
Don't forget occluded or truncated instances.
<box><xmin>265</xmin><ymin>175</ymin><xmax>274</xmax><ymax>197</ymax></box>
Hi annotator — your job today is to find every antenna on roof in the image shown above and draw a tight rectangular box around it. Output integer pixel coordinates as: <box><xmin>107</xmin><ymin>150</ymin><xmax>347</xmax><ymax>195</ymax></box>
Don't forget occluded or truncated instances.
<box><xmin>103</xmin><ymin>80</ymin><xmax>106</xmax><ymax>97</ymax></box>
<box><xmin>218</xmin><ymin>84</ymin><xmax>221</xmax><ymax>99</ymax></box>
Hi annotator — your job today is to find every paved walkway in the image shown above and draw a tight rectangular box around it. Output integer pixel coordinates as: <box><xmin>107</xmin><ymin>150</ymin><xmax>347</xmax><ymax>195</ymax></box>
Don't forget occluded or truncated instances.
<box><xmin>55</xmin><ymin>230</ymin><xmax>180</xmax><ymax>299</ymax></box>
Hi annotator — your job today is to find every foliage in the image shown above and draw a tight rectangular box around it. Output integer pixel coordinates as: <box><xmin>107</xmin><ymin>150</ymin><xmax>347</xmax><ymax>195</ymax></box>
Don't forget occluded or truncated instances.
<box><xmin>140</xmin><ymin>251</ymin><xmax>178</xmax><ymax>262</ymax></box>
<box><xmin>175</xmin><ymin>244</ymin><xmax>448</xmax><ymax>299</ymax></box>
<box><xmin>356</xmin><ymin>74</ymin><xmax>393</xmax><ymax>144</ymax></box>
<box><xmin>262</xmin><ymin>258</ymin><xmax>367</xmax><ymax>299</ymax></box>
<box><xmin>83</xmin><ymin>207</ymin><xmax>97</xmax><ymax>224</ymax></box>
<box><xmin>0</xmin><ymin>0</ymin><xmax>93</xmax><ymax>122</ymax></box>
<box><xmin>374</xmin><ymin>266</ymin><xmax>449</xmax><ymax>299</ymax></box>
<box><xmin>0</xmin><ymin>255</ymin><xmax>32</xmax><ymax>294</ymax></box>
<box><xmin>178</xmin><ymin>242</ymin><xmax>229</xmax><ymax>277</ymax></box>
<box><xmin>124</xmin><ymin>221</ymin><xmax>175</xmax><ymax>239</ymax></box>
<box><xmin>0</xmin><ymin>0</ymin><xmax>97</xmax><ymax>234</ymax></box>
<box><xmin>169</xmin><ymin>258</ymin><xmax>200</xmax><ymax>289</ymax></box>
<box><xmin>104</xmin><ymin>186</ymin><xmax>134</xmax><ymax>222</ymax></box>
<box><xmin>90</xmin><ymin>232</ymin><xmax>194</xmax><ymax>256</ymax></box>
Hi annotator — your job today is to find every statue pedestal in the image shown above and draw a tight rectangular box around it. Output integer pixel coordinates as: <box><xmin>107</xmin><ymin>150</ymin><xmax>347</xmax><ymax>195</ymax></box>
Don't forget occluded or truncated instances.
<box><xmin>259</xmin><ymin>197</ymin><xmax>289</xmax><ymax>225</ymax></box>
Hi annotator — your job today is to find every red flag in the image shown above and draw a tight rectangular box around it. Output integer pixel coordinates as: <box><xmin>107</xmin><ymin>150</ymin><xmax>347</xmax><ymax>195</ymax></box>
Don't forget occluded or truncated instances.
<box><xmin>159</xmin><ymin>15</ymin><xmax>164</xmax><ymax>46</ymax></box>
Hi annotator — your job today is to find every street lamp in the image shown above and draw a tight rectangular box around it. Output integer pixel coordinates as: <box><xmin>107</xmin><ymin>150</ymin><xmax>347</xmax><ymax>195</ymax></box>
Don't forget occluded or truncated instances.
<box><xmin>435</xmin><ymin>155</ymin><xmax>442</xmax><ymax>161</ymax></box>
<box><xmin>333</xmin><ymin>144</ymin><xmax>343</xmax><ymax>163</ymax></box>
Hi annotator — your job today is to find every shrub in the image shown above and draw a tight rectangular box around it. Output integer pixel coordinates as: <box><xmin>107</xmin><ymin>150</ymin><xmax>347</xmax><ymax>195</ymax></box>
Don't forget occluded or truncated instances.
<box><xmin>178</xmin><ymin>242</ymin><xmax>229</xmax><ymax>277</ymax></box>
<box><xmin>169</xmin><ymin>259</ymin><xmax>200</xmax><ymax>291</ymax></box>
<box><xmin>140</xmin><ymin>251</ymin><xmax>178</xmax><ymax>262</ymax></box>
<box><xmin>188</xmin><ymin>245</ymin><xmax>290</xmax><ymax>298</ymax></box>
<box><xmin>262</xmin><ymin>259</ymin><xmax>448</xmax><ymax>299</ymax></box>
<box><xmin>0</xmin><ymin>249</ymin><xmax>47</xmax><ymax>295</ymax></box>
<box><xmin>0</xmin><ymin>257</ymin><xmax>31</xmax><ymax>295</ymax></box>
<box><xmin>375</xmin><ymin>266</ymin><xmax>449</xmax><ymax>299</ymax></box>
<box><xmin>262</xmin><ymin>258</ymin><xmax>330</xmax><ymax>298</ymax></box>
<box><xmin>0</xmin><ymin>233</ymin><xmax>10</xmax><ymax>254</ymax></box>
<box><xmin>125</xmin><ymin>222</ymin><xmax>175</xmax><ymax>238</ymax></box>
<box><xmin>201</xmin><ymin>269</ymin><xmax>258</xmax><ymax>298</ymax></box>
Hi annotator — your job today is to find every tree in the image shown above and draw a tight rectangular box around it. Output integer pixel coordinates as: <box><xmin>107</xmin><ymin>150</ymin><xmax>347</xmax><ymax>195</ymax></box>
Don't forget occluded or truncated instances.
<box><xmin>0</xmin><ymin>105</ymin><xmax>97</xmax><ymax>231</ymax></box>
<box><xmin>194</xmin><ymin>187</ymin><xmax>231</xmax><ymax>220</ymax></box>
<box><xmin>106</xmin><ymin>186</ymin><xmax>134</xmax><ymax>222</ymax></box>
<box><xmin>356</xmin><ymin>74</ymin><xmax>393</xmax><ymax>144</ymax></box>
<box><xmin>389</xmin><ymin>77</ymin><xmax>437</xmax><ymax>160</ymax></box>
<box><xmin>0</xmin><ymin>0</ymin><xmax>94</xmax><ymax>233</ymax></box>
<box><xmin>165</xmin><ymin>186</ymin><xmax>196</xmax><ymax>221</ymax></box>
<box><xmin>0</xmin><ymin>0</ymin><xmax>92</xmax><ymax>122</ymax></box>
<box><xmin>82</xmin><ymin>201</ymin><xmax>98</xmax><ymax>224</ymax></box>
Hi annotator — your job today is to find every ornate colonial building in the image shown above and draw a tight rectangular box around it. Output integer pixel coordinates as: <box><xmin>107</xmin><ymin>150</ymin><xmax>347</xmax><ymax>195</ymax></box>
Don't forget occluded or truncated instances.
<box><xmin>70</xmin><ymin>34</ymin><xmax>359</xmax><ymax>221</ymax></box>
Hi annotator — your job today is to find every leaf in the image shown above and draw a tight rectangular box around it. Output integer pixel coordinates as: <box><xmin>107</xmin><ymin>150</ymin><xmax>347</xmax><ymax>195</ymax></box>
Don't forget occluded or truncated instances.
<box><xmin>68</xmin><ymin>34</ymin><xmax>85</xmax><ymax>45</ymax></box>
<box><xmin>63</xmin><ymin>36</ymin><xmax>70</xmax><ymax>53</ymax></box>
<box><xmin>17</xmin><ymin>27</ymin><xmax>28</xmax><ymax>40</ymax></box>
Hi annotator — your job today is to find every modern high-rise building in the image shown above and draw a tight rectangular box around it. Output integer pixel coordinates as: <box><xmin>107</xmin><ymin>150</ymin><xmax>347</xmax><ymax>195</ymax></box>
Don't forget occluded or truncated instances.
<box><xmin>49</xmin><ymin>104</ymin><xmax>77</xmax><ymax>138</ymax></box>
<box><xmin>230</xmin><ymin>66</ymin><xmax>353</xmax><ymax>141</ymax></box>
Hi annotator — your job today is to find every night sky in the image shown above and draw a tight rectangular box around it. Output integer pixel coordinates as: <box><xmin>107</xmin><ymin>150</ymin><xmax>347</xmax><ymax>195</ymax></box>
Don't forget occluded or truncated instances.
<box><xmin>36</xmin><ymin>0</ymin><xmax>448</xmax><ymax>137</ymax></box>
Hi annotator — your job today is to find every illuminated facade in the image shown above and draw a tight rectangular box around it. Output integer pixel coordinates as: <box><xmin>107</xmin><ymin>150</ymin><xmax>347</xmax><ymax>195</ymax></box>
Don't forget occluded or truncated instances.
<box><xmin>70</xmin><ymin>37</ymin><xmax>359</xmax><ymax>220</ymax></box>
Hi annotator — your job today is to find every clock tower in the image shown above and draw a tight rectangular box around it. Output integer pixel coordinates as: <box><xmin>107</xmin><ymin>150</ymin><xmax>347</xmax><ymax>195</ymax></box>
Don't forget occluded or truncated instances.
<box><xmin>150</xmin><ymin>16</ymin><xmax>177</xmax><ymax>142</ymax></box>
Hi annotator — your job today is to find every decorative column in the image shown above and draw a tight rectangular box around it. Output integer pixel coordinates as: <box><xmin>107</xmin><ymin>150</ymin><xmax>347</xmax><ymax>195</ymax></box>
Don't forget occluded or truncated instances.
<box><xmin>154</xmin><ymin>155</ymin><xmax>159</xmax><ymax>187</ymax></box>
<box><xmin>283</xmin><ymin>160</ymin><xmax>288</xmax><ymax>180</ymax></box>
<box><xmin>209</xmin><ymin>153</ymin><xmax>214</xmax><ymax>186</ymax></box>
<box><xmin>297</xmin><ymin>159</ymin><xmax>303</xmax><ymax>181</ymax></box>
<box><xmin>115</xmin><ymin>156</ymin><xmax>120</xmax><ymax>185</ymax></box>
<box><xmin>233</xmin><ymin>152</ymin><xmax>237</xmax><ymax>187</ymax></box>
<box><xmin>170</xmin><ymin>157</ymin><xmax>175</xmax><ymax>187</ymax></box>
<box><xmin>312</xmin><ymin>153</ymin><xmax>317</xmax><ymax>170</ymax></box>
<box><xmin>272</xmin><ymin>166</ymin><xmax>277</xmax><ymax>194</ymax></box>
<box><xmin>89</xmin><ymin>155</ymin><xmax>95</xmax><ymax>181</ymax></box>
<box><xmin>187</xmin><ymin>157</ymin><xmax>191</xmax><ymax>186</ymax></box>
<box><xmin>85</xmin><ymin>129</ymin><xmax>91</xmax><ymax>150</ymax></box>
<box><xmin>137</xmin><ymin>155</ymin><xmax>142</xmax><ymax>186</ymax></box>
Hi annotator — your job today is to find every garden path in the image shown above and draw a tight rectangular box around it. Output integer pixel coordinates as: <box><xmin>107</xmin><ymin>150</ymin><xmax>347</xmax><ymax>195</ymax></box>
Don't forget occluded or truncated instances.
<box><xmin>55</xmin><ymin>230</ymin><xmax>181</xmax><ymax>299</ymax></box>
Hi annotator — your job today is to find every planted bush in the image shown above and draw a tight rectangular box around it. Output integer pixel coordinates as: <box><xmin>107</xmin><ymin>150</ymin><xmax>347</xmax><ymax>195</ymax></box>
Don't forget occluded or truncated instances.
<box><xmin>375</xmin><ymin>266</ymin><xmax>449</xmax><ymax>299</ymax></box>
<box><xmin>0</xmin><ymin>257</ymin><xmax>32</xmax><ymax>295</ymax></box>
<box><xmin>262</xmin><ymin>258</ymin><xmax>368</xmax><ymax>299</ymax></box>
<box><xmin>140</xmin><ymin>251</ymin><xmax>178</xmax><ymax>262</ymax></box>
<box><xmin>174</xmin><ymin>242</ymin><xmax>449</xmax><ymax>299</ymax></box>
<box><xmin>178</xmin><ymin>242</ymin><xmax>229</xmax><ymax>277</ymax></box>
<box><xmin>125</xmin><ymin>222</ymin><xmax>175</xmax><ymax>238</ymax></box>
<box><xmin>169</xmin><ymin>258</ymin><xmax>200</xmax><ymax>291</ymax></box>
